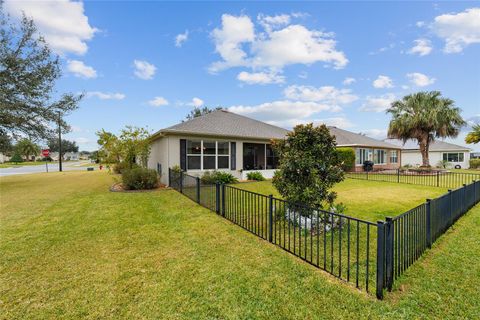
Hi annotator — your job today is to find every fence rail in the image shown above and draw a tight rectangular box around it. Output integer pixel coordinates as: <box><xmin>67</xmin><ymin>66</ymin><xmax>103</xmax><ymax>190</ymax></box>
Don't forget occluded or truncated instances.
<box><xmin>347</xmin><ymin>170</ymin><xmax>480</xmax><ymax>189</ymax></box>
<box><xmin>169</xmin><ymin>168</ymin><xmax>480</xmax><ymax>299</ymax></box>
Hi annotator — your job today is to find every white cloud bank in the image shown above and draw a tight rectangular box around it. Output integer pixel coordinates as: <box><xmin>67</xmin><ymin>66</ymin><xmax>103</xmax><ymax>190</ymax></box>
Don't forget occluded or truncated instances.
<box><xmin>87</xmin><ymin>91</ymin><xmax>125</xmax><ymax>100</ymax></box>
<box><xmin>175</xmin><ymin>30</ymin><xmax>189</xmax><ymax>47</ymax></box>
<box><xmin>343</xmin><ymin>77</ymin><xmax>356</xmax><ymax>85</ymax></box>
<box><xmin>373</xmin><ymin>75</ymin><xmax>394</xmax><ymax>89</ymax></box>
<box><xmin>432</xmin><ymin>8</ymin><xmax>480</xmax><ymax>53</ymax></box>
<box><xmin>237</xmin><ymin>71</ymin><xmax>285</xmax><ymax>85</ymax></box>
<box><xmin>4</xmin><ymin>0</ymin><xmax>97</xmax><ymax>55</ymax></box>
<box><xmin>209</xmin><ymin>13</ymin><xmax>348</xmax><ymax>77</ymax></box>
<box><xmin>148</xmin><ymin>96</ymin><xmax>169</xmax><ymax>107</ymax></box>
<box><xmin>408</xmin><ymin>39</ymin><xmax>433</xmax><ymax>56</ymax></box>
<box><xmin>189</xmin><ymin>97</ymin><xmax>204</xmax><ymax>107</ymax></box>
<box><xmin>67</xmin><ymin>60</ymin><xmax>97</xmax><ymax>78</ymax></box>
<box><xmin>360</xmin><ymin>94</ymin><xmax>396</xmax><ymax>112</ymax></box>
<box><xmin>133</xmin><ymin>60</ymin><xmax>156</xmax><ymax>80</ymax></box>
<box><xmin>407</xmin><ymin>72</ymin><xmax>436</xmax><ymax>87</ymax></box>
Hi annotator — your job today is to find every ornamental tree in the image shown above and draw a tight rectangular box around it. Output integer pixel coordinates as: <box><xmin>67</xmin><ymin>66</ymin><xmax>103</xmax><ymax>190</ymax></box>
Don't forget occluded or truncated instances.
<box><xmin>272</xmin><ymin>123</ymin><xmax>344</xmax><ymax>210</ymax></box>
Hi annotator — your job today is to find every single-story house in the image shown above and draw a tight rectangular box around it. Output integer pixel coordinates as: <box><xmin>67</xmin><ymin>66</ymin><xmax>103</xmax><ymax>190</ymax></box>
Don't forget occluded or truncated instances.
<box><xmin>148</xmin><ymin>110</ymin><xmax>402</xmax><ymax>185</ymax></box>
<box><xmin>384</xmin><ymin>139</ymin><xmax>471</xmax><ymax>169</ymax></box>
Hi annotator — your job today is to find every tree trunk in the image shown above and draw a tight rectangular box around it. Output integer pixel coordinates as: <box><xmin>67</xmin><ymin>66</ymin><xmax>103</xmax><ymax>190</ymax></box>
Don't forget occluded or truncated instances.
<box><xmin>418</xmin><ymin>137</ymin><xmax>430</xmax><ymax>167</ymax></box>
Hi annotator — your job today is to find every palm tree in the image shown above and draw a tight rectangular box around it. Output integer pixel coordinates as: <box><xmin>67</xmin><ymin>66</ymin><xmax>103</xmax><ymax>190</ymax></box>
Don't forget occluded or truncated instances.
<box><xmin>465</xmin><ymin>124</ymin><xmax>480</xmax><ymax>144</ymax></box>
<box><xmin>15</xmin><ymin>139</ymin><xmax>40</xmax><ymax>161</ymax></box>
<box><xmin>387</xmin><ymin>91</ymin><xmax>465</xmax><ymax>167</ymax></box>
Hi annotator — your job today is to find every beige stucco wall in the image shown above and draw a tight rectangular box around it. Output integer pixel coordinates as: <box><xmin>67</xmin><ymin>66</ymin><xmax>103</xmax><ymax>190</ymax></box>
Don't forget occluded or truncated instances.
<box><xmin>402</xmin><ymin>150</ymin><xmax>470</xmax><ymax>169</ymax></box>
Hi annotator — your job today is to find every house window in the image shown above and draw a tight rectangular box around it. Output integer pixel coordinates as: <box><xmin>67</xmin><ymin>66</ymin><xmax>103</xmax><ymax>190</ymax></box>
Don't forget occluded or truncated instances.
<box><xmin>374</xmin><ymin>149</ymin><xmax>386</xmax><ymax>164</ymax></box>
<box><xmin>266</xmin><ymin>144</ymin><xmax>279</xmax><ymax>169</ymax></box>
<box><xmin>442</xmin><ymin>152</ymin><xmax>464</xmax><ymax>163</ymax></box>
<box><xmin>187</xmin><ymin>140</ymin><xmax>201</xmax><ymax>170</ymax></box>
<box><xmin>390</xmin><ymin>150</ymin><xmax>398</xmax><ymax>164</ymax></box>
<box><xmin>243</xmin><ymin>143</ymin><xmax>278</xmax><ymax>170</ymax></box>
<box><xmin>187</xmin><ymin>140</ymin><xmax>230</xmax><ymax>170</ymax></box>
<box><xmin>356</xmin><ymin>148</ymin><xmax>373</xmax><ymax>165</ymax></box>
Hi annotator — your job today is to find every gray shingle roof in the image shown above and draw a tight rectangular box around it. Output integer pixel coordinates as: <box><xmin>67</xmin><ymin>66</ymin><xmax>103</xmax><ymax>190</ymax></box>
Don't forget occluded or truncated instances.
<box><xmin>156</xmin><ymin>110</ymin><xmax>289</xmax><ymax>140</ymax></box>
<box><xmin>384</xmin><ymin>139</ymin><xmax>471</xmax><ymax>151</ymax></box>
<box><xmin>328</xmin><ymin>126</ymin><xmax>400</xmax><ymax>149</ymax></box>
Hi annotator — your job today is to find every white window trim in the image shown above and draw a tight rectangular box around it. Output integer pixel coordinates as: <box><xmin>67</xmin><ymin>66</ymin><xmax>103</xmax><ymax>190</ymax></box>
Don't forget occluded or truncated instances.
<box><xmin>442</xmin><ymin>152</ymin><xmax>464</xmax><ymax>163</ymax></box>
<box><xmin>187</xmin><ymin>139</ymin><xmax>230</xmax><ymax>171</ymax></box>
<box><xmin>374</xmin><ymin>149</ymin><xmax>387</xmax><ymax>165</ymax></box>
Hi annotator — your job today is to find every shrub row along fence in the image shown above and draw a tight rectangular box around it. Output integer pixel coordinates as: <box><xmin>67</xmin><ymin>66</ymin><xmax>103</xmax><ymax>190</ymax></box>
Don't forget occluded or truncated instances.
<box><xmin>346</xmin><ymin>170</ymin><xmax>480</xmax><ymax>189</ymax></box>
<box><xmin>168</xmin><ymin>169</ymin><xmax>480</xmax><ymax>299</ymax></box>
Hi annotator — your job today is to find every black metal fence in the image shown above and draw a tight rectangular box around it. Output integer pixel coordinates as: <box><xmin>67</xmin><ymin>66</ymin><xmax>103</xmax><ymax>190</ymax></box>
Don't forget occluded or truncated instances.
<box><xmin>377</xmin><ymin>180</ymin><xmax>480</xmax><ymax>297</ymax></box>
<box><xmin>347</xmin><ymin>170</ymin><xmax>480</xmax><ymax>189</ymax></box>
<box><xmin>169</xmin><ymin>169</ymin><xmax>377</xmax><ymax>294</ymax></box>
<box><xmin>169</xmin><ymin>169</ymin><xmax>480</xmax><ymax>299</ymax></box>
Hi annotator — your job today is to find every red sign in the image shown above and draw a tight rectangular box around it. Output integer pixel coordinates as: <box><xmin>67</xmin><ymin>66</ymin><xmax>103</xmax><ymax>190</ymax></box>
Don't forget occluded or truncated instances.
<box><xmin>42</xmin><ymin>149</ymin><xmax>50</xmax><ymax>157</ymax></box>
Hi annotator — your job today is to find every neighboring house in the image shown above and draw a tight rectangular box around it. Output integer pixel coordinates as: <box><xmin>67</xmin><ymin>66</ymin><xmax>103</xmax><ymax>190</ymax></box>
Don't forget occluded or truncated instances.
<box><xmin>471</xmin><ymin>152</ymin><xmax>480</xmax><ymax>159</ymax></box>
<box><xmin>0</xmin><ymin>153</ymin><xmax>10</xmax><ymax>163</ymax></box>
<box><xmin>148</xmin><ymin>110</ymin><xmax>401</xmax><ymax>185</ymax></box>
<box><xmin>385</xmin><ymin>139</ymin><xmax>471</xmax><ymax>169</ymax></box>
<box><xmin>64</xmin><ymin>152</ymin><xmax>80</xmax><ymax>161</ymax></box>
<box><xmin>329</xmin><ymin>127</ymin><xmax>402</xmax><ymax>172</ymax></box>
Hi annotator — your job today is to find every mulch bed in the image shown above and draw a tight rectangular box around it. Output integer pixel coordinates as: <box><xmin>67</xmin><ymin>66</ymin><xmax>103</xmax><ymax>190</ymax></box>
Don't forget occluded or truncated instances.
<box><xmin>109</xmin><ymin>182</ymin><xmax>167</xmax><ymax>193</ymax></box>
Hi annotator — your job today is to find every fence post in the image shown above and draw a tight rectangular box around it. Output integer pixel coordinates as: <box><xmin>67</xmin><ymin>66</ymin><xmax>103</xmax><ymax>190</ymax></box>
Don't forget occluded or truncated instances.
<box><xmin>268</xmin><ymin>195</ymin><xmax>273</xmax><ymax>243</ymax></box>
<box><xmin>221</xmin><ymin>184</ymin><xmax>226</xmax><ymax>217</ymax></box>
<box><xmin>385</xmin><ymin>217</ymin><xmax>394</xmax><ymax>292</ymax></box>
<box><xmin>436</xmin><ymin>171</ymin><xmax>440</xmax><ymax>187</ymax></box>
<box><xmin>376</xmin><ymin>220</ymin><xmax>386</xmax><ymax>300</ymax></box>
<box><xmin>196</xmin><ymin>177</ymin><xmax>200</xmax><ymax>203</ymax></box>
<box><xmin>448</xmin><ymin>189</ymin><xmax>452</xmax><ymax>227</ymax></box>
<box><xmin>426</xmin><ymin>199</ymin><xmax>432</xmax><ymax>249</ymax></box>
<box><xmin>180</xmin><ymin>171</ymin><xmax>184</xmax><ymax>193</ymax></box>
<box><xmin>397</xmin><ymin>169</ymin><xmax>400</xmax><ymax>183</ymax></box>
<box><xmin>215</xmin><ymin>183</ymin><xmax>220</xmax><ymax>214</ymax></box>
<box><xmin>462</xmin><ymin>184</ymin><xmax>467</xmax><ymax>214</ymax></box>
<box><xmin>168</xmin><ymin>168</ymin><xmax>171</xmax><ymax>187</ymax></box>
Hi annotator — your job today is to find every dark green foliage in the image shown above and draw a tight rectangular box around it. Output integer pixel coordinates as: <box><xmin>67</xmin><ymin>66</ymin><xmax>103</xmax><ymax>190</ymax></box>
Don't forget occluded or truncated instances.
<box><xmin>0</xmin><ymin>9</ymin><xmax>82</xmax><ymax>140</ymax></box>
<box><xmin>0</xmin><ymin>133</ymin><xmax>13</xmax><ymax>154</ymax></box>
<box><xmin>201</xmin><ymin>171</ymin><xmax>238</xmax><ymax>184</ymax></box>
<box><xmin>47</xmin><ymin>138</ymin><xmax>79</xmax><ymax>158</ymax></box>
<box><xmin>122</xmin><ymin>167</ymin><xmax>158</xmax><ymax>190</ymax></box>
<box><xmin>272</xmin><ymin>123</ymin><xmax>344</xmax><ymax>209</ymax></box>
<box><xmin>113</xmin><ymin>161</ymin><xmax>139</xmax><ymax>174</ymax></box>
<box><xmin>470</xmin><ymin>159</ymin><xmax>480</xmax><ymax>169</ymax></box>
<box><xmin>246</xmin><ymin>171</ymin><xmax>266</xmax><ymax>181</ymax></box>
<box><xmin>185</xmin><ymin>107</ymin><xmax>223</xmax><ymax>121</ymax></box>
<box><xmin>10</xmin><ymin>153</ymin><xmax>22</xmax><ymax>163</ymax></box>
<box><xmin>15</xmin><ymin>139</ymin><xmax>40</xmax><ymax>159</ymax></box>
<box><xmin>336</xmin><ymin>147</ymin><xmax>355</xmax><ymax>172</ymax></box>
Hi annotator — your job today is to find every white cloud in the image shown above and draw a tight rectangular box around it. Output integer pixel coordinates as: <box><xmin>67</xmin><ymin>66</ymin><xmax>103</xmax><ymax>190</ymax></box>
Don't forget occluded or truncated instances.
<box><xmin>407</xmin><ymin>72</ymin><xmax>436</xmax><ymax>87</ymax></box>
<box><xmin>360</xmin><ymin>94</ymin><xmax>396</xmax><ymax>112</ymax></box>
<box><xmin>148</xmin><ymin>96</ymin><xmax>169</xmax><ymax>107</ymax></box>
<box><xmin>175</xmin><ymin>30</ymin><xmax>189</xmax><ymax>47</ymax></box>
<box><xmin>4</xmin><ymin>0</ymin><xmax>97</xmax><ymax>55</ymax></box>
<box><xmin>361</xmin><ymin>129</ymin><xmax>388</xmax><ymax>140</ymax></box>
<box><xmin>67</xmin><ymin>60</ymin><xmax>97</xmax><ymax>78</ymax></box>
<box><xmin>209</xmin><ymin>14</ymin><xmax>348</xmax><ymax>73</ymax></box>
<box><xmin>373</xmin><ymin>75</ymin><xmax>394</xmax><ymax>88</ymax></box>
<box><xmin>86</xmin><ymin>91</ymin><xmax>126</xmax><ymax>100</ymax></box>
<box><xmin>432</xmin><ymin>8</ymin><xmax>480</xmax><ymax>53</ymax></box>
<box><xmin>408</xmin><ymin>39</ymin><xmax>433</xmax><ymax>56</ymax></box>
<box><xmin>343</xmin><ymin>77</ymin><xmax>356</xmax><ymax>85</ymax></box>
<box><xmin>189</xmin><ymin>97</ymin><xmax>204</xmax><ymax>107</ymax></box>
<box><xmin>416</xmin><ymin>21</ymin><xmax>426</xmax><ymax>27</ymax></box>
<box><xmin>267</xmin><ymin>117</ymin><xmax>354</xmax><ymax>129</ymax></box>
<box><xmin>228</xmin><ymin>100</ymin><xmax>341</xmax><ymax>123</ymax></box>
<box><xmin>283</xmin><ymin>85</ymin><xmax>358</xmax><ymax>105</ymax></box>
<box><xmin>257</xmin><ymin>13</ymin><xmax>291</xmax><ymax>32</ymax></box>
<box><xmin>237</xmin><ymin>71</ymin><xmax>285</xmax><ymax>85</ymax></box>
<box><xmin>133</xmin><ymin>60</ymin><xmax>156</xmax><ymax>80</ymax></box>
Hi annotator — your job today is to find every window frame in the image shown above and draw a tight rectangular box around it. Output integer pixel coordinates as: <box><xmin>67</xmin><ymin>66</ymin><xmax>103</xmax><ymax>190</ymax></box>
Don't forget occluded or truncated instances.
<box><xmin>442</xmin><ymin>152</ymin><xmax>464</xmax><ymax>163</ymax></box>
<box><xmin>186</xmin><ymin>139</ymin><xmax>230</xmax><ymax>171</ymax></box>
<box><xmin>390</xmin><ymin>150</ymin><xmax>398</xmax><ymax>164</ymax></box>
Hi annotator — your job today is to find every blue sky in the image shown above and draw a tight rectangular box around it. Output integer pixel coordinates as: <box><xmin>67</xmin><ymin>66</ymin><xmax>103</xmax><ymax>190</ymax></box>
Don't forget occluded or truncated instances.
<box><xmin>4</xmin><ymin>1</ymin><xmax>480</xmax><ymax>151</ymax></box>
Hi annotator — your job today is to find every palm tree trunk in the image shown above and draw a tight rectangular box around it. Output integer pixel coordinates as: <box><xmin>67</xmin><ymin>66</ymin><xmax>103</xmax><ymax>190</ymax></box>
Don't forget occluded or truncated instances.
<box><xmin>418</xmin><ymin>138</ymin><xmax>430</xmax><ymax>167</ymax></box>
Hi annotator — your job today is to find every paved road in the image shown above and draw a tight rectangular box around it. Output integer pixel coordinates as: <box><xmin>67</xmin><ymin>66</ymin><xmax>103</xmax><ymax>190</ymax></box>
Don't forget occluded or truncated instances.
<box><xmin>0</xmin><ymin>161</ymin><xmax>97</xmax><ymax>176</ymax></box>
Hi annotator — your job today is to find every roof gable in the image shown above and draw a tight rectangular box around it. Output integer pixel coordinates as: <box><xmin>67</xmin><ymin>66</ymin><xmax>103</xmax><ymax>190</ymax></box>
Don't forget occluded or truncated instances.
<box><xmin>328</xmin><ymin>127</ymin><xmax>399</xmax><ymax>149</ymax></box>
<box><xmin>384</xmin><ymin>139</ymin><xmax>471</xmax><ymax>151</ymax></box>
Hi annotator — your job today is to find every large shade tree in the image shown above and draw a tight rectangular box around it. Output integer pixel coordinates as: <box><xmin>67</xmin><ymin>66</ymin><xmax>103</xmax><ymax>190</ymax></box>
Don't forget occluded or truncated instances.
<box><xmin>47</xmin><ymin>138</ymin><xmax>79</xmax><ymax>158</ymax></box>
<box><xmin>15</xmin><ymin>138</ymin><xmax>39</xmax><ymax>160</ymax></box>
<box><xmin>465</xmin><ymin>124</ymin><xmax>480</xmax><ymax>144</ymax></box>
<box><xmin>184</xmin><ymin>107</ymin><xmax>222</xmax><ymax>121</ymax></box>
<box><xmin>0</xmin><ymin>7</ymin><xmax>82</xmax><ymax>140</ymax></box>
<box><xmin>387</xmin><ymin>91</ymin><xmax>465</xmax><ymax>167</ymax></box>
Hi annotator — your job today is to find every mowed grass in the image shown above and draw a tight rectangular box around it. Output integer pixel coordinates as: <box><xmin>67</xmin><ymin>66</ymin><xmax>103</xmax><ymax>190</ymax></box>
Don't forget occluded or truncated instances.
<box><xmin>1</xmin><ymin>172</ymin><xmax>479</xmax><ymax>319</ymax></box>
<box><xmin>235</xmin><ymin>179</ymin><xmax>447</xmax><ymax>221</ymax></box>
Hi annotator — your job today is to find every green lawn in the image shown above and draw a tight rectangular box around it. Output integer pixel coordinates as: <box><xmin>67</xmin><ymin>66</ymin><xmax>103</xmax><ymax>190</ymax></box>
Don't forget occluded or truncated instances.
<box><xmin>235</xmin><ymin>179</ymin><xmax>447</xmax><ymax>221</ymax></box>
<box><xmin>1</xmin><ymin>172</ymin><xmax>479</xmax><ymax>319</ymax></box>
<box><xmin>0</xmin><ymin>161</ymin><xmax>54</xmax><ymax>168</ymax></box>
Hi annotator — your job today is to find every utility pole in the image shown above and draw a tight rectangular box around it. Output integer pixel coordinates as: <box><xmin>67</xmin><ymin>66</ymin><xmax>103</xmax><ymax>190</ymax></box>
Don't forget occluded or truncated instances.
<box><xmin>58</xmin><ymin>111</ymin><xmax>63</xmax><ymax>172</ymax></box>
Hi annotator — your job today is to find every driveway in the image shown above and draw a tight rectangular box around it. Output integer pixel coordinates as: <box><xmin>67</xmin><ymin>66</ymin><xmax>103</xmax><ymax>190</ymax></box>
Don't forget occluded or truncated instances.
<box><xmin>0</xmin><ymin>161</ymin><xmax>97</xmax><ymax>176</ymax></box>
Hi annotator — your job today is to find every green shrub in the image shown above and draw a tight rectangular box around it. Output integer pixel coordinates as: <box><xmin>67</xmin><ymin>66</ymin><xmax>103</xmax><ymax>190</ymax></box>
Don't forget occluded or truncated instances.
<box><xmin>470</xmin><ymin>159</ymin><xmax>480</xmax><ymax>169</ymax></box>
<box><xmin>10</xmin><ymin>153</ymin><xmax>23</xmax><ymax>163</ymax></box>
<box><xmin>122</xmin><ymin>167</ymin><xmax>158</xmax><ymax>190</ymax></box>
<box><xmin>336</xmin><ymin>147</ymin><xmax>355</xmax><ymax>172</ymax></box>
<box><xmin>113</xmin><ymin>161</ymin><xmax>138</xmax><ymax>174</ymax></box>
<box><xmin>201</xmin><ymin>171</ymin><xmax>238</xmax><ymax>184</ymax></box>
<box><xmin>246</xmin><ymin>171</ymin><xmax>265</xmax><ymax>181</ymax></box>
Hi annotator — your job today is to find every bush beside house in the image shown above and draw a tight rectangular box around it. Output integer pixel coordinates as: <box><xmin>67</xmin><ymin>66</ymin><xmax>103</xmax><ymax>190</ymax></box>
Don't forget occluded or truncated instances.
<box><xmin>246</xmin><ymin>171</ymin><xmax>266</xmax><ymax>181</ymax></box>
<box><xmin>122</xmin><ymin>167</ymin><xmax>158</xmax><ymax>190</ymax></box>
<box><xmin>336</xmin><ymin>147</ymin><xmax>355</xmax><ymax>172</ymax></box>
<box><xmin>201</xmin><ymin>171</ymin><xmax>238</xmax><ymax>184</ymax></box>
<box><xmin>470</xmin><ymin>159</ymin><xmax>480</xmax><ymax>169</ymax></box>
